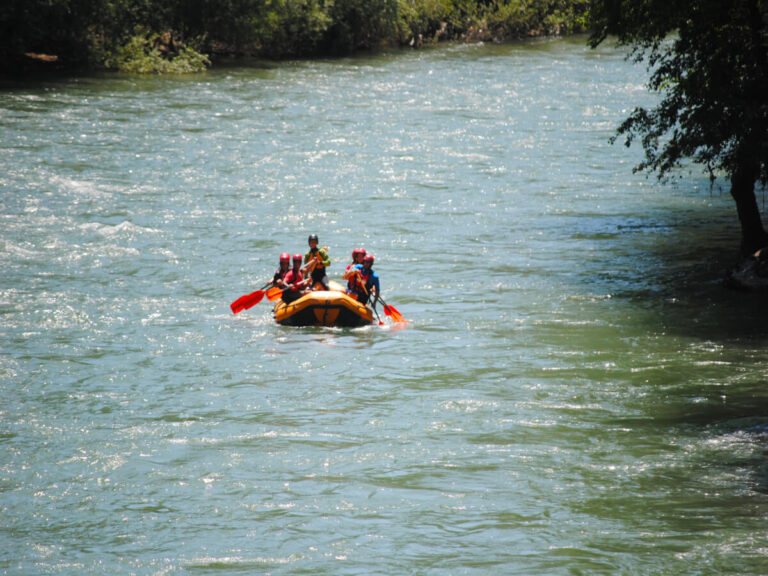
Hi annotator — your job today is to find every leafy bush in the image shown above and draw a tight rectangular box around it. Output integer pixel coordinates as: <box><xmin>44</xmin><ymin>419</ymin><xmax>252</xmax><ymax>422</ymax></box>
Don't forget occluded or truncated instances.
<box><xmin>395</xmin><ymin>0</ymin><xmax>589</xmax><ymax>47</ymax></box>
<box><xmin>396</xmin><ymin>0</ymin><xmax>453</xmax><ymax>43</ymax></box>
<box><xmin>318</xmin><ymin>0</ymin><xmax>399</xmax><ymax>54</ymax></box>
<box><xmin>255</xmin><ymin>0</ymin><xmax>332</xmax><ymax>58</ymax></box>
<box><xmin>0</xmin><ymin>0</ymin><xmax>591</xmax><ymax>73</ymax></box>
<box><xmin>105</xmin><ymin>30</ymin><xmax>210</xmax><ymax>73</ymax></box>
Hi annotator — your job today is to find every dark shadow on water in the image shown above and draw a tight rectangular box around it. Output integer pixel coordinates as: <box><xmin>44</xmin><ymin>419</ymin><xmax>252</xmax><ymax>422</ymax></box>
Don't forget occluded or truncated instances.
<box><xmin>595</xmin><ymin>198</ymin><xmax>768</xmax><ymax>343</ymax></box>
<box><xmin>620</xmin><ymin>385</ymin><xmax>768</xmax><ymax>494</ymax></box>
<box><xmin>587</xmin><ymin>184</ymin><xmax>768</xmax><ymax>497</ymax></box>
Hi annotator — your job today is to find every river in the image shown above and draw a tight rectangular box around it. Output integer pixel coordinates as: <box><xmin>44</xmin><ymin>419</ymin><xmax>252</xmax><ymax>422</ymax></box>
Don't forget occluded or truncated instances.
<box><xmin>2</xmin><ymin>36</ymin><xmax>768</xmax><ymax>575</ymax></box>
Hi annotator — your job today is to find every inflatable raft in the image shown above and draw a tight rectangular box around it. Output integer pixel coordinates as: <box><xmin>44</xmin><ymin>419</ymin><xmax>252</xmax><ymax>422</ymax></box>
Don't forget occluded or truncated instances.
<box><xmin>273</xmin><ymin>282</ymin><xmax>373</xmax><ymax>327</ymax></box>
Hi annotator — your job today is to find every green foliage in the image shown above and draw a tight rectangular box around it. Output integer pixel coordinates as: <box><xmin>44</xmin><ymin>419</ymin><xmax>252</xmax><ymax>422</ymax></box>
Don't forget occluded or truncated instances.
<box><xmin>590</xmin><ymin>0</ymin><xmax>768</xmax><ymax>252</ymax></box>
<box><xmin>396</xmin><ymin>0</ymin><xmax>453</xmax><ymax>43</ymax></box>
<box><xmin>395</xmin><ymin>0</ymin><xmax>590</xmax><ymax>45</ymax></box>
<box><xmin>484</xmin><ymin>1</ymin><xmax>533</xmax><ymax>37</ymax></box>
<box><xmin>0</xmin><ymin>0</ymin><xmax>590</xmax><ymax>73</ymax></box>
<box><xmin>589</xmin><ymin>0</ymin><xmax>768</xmax><ymax>183</ymax></box>
<box><xmin>105</xmin><ymin>30</ymin><xmax>210</xmax><ymax>73</ymax></box>
<box><xmin>321</xmin><ymin>0</ymin><xmax>399</xmax><ymax>53</ymax></box>
<box><xmin>175</xmin><ymin>0</ymin><xmax>269</xmax><ymax>52</ymax></box>
<box><xmin>0</xmin><ymin>0</ymin><xmax>98</xmax><ymax>67</ymax></box>
<box><xmin>482</xmin><ymin>0</ymin><xmax>589</xmax><ymax>37</ymax></box>
<box><xmin>255</xmin><ymin>0</ymin><xmax>332</xmax><ymax>57</ymax></box>
<box><xmin>544</xmin><ymin>0</ymin><xmax>590</xmax><ymax>33</ymax></box>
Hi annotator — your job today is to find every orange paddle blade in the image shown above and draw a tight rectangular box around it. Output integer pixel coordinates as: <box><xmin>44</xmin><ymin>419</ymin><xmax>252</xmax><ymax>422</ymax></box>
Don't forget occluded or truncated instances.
<box><xmin>230</xmin><ymin>290</ymin><xmax>265</xmax><ymax>314</ymax></box>
<box><xmin>266</xmin><ymin>285</ymin><xmax>283</xmax><ymax>301</ymax></box>
<box><xmin>382</xmin><ymin>302</ymin><xmax>406</xmax><ymax>323</ymax></box>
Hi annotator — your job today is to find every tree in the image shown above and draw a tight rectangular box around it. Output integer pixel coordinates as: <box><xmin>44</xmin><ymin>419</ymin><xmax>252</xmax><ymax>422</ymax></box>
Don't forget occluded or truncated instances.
<box><xmin>321</xmin><ymin>0</ymin><xmax>398</xmax><ymax>54</ymax></box>
<box><xmin>0</xmin><ymin>0</ymin><xmax>98</xmax><ymax>69</ymax></box>
<box><xmin>589</xmin><ymin>0</ymin><xmax>768</xmax><ymax>255</ymax></box>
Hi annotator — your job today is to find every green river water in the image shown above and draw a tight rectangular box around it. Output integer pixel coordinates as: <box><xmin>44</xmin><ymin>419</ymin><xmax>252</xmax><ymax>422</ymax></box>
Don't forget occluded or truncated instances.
<box><xmin>2</xmin><ymin>36</ymin><xmax>768</xmax><ymax>575</ymax></box>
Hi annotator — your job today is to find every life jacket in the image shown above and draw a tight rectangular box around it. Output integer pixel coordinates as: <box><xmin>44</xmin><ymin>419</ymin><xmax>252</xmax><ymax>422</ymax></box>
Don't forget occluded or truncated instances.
<box><xmin>347</xmin><ymin>265</ymin><xmax>369</xmax><ymax>295</ymax></box>
<box><xmin>284</xmin><ymin>268</ymin><xmax>303</xmax><ymax>286</ymax></box>
<box><xmin>306</xmin><ymin>247</ymin><xmax>328</xmax><ymax>270</ymax></box>
<box><xmin>359</xmin><ymin>267</ymin><xmax>373</xmax><ymax>285</ymax></box>
<box><xmin>274</xmin><ymin>267</ymin><xmax>289</xmax><ymax>283</ymax></box>
<box><xmin>343</xmin><ymin>262</ymin><xmax>358</xmax><ymax>282</ymax></box>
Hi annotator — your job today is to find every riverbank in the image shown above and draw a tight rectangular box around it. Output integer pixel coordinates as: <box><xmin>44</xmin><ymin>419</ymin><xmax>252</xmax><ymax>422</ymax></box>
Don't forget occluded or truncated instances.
<box><xmin>1</xmin><ymin>0</ymin><xmax>589</xmax><ymax>75</ymax></box>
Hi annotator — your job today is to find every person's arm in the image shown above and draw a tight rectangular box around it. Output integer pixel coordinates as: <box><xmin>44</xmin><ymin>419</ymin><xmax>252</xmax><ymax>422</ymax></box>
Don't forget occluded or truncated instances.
<box><xmin>319</xmin><ymin>248</ymin><xmax>331</xmax><ymax>267</ymax></box>
<box><xmin>372</xmin><ymin>276</ymin><xmax>381</xmax><ymax>306</ymax></box>
<box><xmin>301</xmin><ymin>252</ymin><xmax>318</xmax><ymax>274</ymax></box>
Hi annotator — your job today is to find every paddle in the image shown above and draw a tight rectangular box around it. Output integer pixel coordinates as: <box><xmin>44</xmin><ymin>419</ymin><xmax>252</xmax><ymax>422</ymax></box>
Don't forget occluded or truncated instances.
<box><xmin>352</xmin><ymin>269</ymin><xmax>368</xmax><ymax>296</ymax></box>
<box><xmin>347</xmin><ymin>270</ymin><xmax>385</xmax><ymax>325</ymax></box>
<box><xmin>265</xmin><ymin>285</ymin><xmax>284</xmax><ymax>301</ymax></box>
<box><xmin>371</xmin><ymin>302</ymin><xmax>385</xmax><ymax>326</ymax></box>
<box><xmin>230</xmin><ymin>282</ymin><xmax>272</xmax><ymax>314</ymax></box>
<box><xmin>378</xmin><ymin>295</ymin><xmax>406</xmax><ymax>323</ymax></box>
<box><xmin>301</xmin><ymin>246</ymin><xmax>329</xmax><ymax>275</ymax></box>
<box><xmin>301</xmin><ymin>258</ymin><xmax>317</xmax><ymax>275</ymax></box>
<box><xmin>267</xmin><ymin>278</ymin><xmax>312</xmax><ymax>301</ymax></box>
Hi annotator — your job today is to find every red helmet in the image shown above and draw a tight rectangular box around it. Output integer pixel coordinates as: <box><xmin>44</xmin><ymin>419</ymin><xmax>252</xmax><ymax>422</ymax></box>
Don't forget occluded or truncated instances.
<box><xmin>292</xmin><ymin>253</ymin><xmax>303</xmax><ymax>263</ymax></box>
<box><xmin>364</xmin><ymin>254</ymin><xmax>374</xmax><ymax>265</ymax></box>
<box><xmin>279</xmin><ymin>252</ymin><xmax>290</xmax><ymax>263</ymax></box>
<box><xmin>352</xmin><ymin>247</ymin><xmax>366</xmax><ymax>259</ymax></box>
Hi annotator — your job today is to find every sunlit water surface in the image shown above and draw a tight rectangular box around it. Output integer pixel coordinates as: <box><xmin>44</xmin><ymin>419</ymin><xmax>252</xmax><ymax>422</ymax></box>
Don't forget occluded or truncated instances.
<box><xmin>2</xmin><ymin>37</ymin><xmax>768</xmax><ymax>575</ymax></box>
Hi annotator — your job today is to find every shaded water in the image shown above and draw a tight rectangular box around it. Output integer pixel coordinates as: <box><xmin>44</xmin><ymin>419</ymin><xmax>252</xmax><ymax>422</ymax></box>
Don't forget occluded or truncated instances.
<box><xmin>2</xmin><ymin>37</ymin><xmax>768</xmax><ymax>574</ymax></box>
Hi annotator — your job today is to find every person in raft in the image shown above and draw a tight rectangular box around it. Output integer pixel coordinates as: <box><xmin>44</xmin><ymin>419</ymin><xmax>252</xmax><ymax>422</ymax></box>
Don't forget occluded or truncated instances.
<box><xmin>343</xmin><ymin>247</ymin><xmax>366</xmax><ymax>296</ymax></box>
<box><xmin>343</xmin><ymin>247</ymin><xmax>366</xmax><ymax>279</ymax></box>
<box><xmin>349</xmin><ymin>253</ymin><xmax>380</xmax><ymax>307</ymax></box>
<box><xmin>282</xmin><ymin>253</ymin><xmax>311</xmax><ymax>303</ymax></box>
<box><xmin>303</xmin><ymin>234</ymin><xmax>331</xmax><ymax>290</ymax></box>
<box><xmin>272</xmin><ymin>252</ymin><xmax>291</xmax><ymax>287</ymax></box>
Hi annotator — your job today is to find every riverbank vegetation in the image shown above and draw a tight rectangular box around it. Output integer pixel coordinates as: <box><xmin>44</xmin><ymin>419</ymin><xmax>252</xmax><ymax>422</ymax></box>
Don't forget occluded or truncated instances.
<box><xmin>1</xmin><ymin>0</ymin><xmax>589</xmax><ymax>74</ymax></box>
<box><xmin>590</xmin><ymin>0</ymin><xmax>768</xmax><ymax>286</ymax></box>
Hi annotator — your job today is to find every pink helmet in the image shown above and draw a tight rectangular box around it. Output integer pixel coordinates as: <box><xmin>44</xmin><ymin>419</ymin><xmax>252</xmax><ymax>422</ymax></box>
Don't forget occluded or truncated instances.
<box><xmin>279</xmin><ymin>252</ymin><xmax>290</xmax><ymax>263</ymax></box>
<box><xmin>364</xmin><ymin>254</ymin><xmax>374</xmax><ymax>265</ymax></box>
<box><xmin>352</xmin><ymin>247</ymin><xmax>366</xmax><ymax>259</ymax></box>
<box><xmin>292</xmin><ymin>253</ymin><xmax>303</xmax><ymax>263</ymax></box>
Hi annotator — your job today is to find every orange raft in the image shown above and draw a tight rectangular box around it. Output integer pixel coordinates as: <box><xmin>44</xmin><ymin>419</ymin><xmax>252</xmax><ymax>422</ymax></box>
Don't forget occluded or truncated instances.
<box><xmin>273</xmin><ymin>283</ymin><xmax>374</xmax><ymax>327</ymax></box>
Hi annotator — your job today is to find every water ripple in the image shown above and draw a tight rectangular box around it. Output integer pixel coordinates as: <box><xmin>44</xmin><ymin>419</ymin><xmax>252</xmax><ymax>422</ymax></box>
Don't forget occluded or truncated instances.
<box><xmin>2</xmin><ymin>38</ymin><xmax>768</xmax><ymax>575</ymax></box>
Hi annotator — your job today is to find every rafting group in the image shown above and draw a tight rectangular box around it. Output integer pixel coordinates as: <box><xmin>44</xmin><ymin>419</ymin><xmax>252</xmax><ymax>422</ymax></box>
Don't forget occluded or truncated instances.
<box><xmin>230</xmin><ymin>234</ymin><xmax>405</xmax><ymax>327</ymax></box>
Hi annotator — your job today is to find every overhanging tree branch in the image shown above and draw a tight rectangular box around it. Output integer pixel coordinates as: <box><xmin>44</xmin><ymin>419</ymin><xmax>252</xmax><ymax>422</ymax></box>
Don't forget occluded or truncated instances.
<box><xmin>590</xmin><ymin>0</ymin><xmax>768</xmax><ymax>255</ymax></box>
